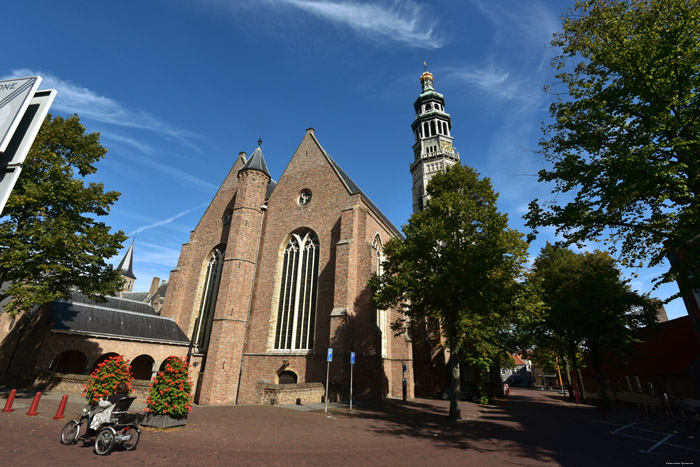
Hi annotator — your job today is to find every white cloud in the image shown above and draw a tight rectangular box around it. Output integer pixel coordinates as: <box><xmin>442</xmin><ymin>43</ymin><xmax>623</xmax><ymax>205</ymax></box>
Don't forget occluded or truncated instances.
<box><xmin>447</xmin><ymin>64</ymin><xmax>518</xmax><ymax>101</ymax></box>
<box><xmin>4</xmin><ymin>69</ymin><xmax>200</xmax><ymax>149</ymax></box>
<box><xmin>208</xmin><ymin>0</ymin><xmax>444</xmax><ymax>48</ymax></box>
<box><xmin>101</xmin><ymin>132</ymin><xmax>156</xmax><ymax>155</ymax></box>
<box><xmin>118</xmin><ymin>151</ymin><xmax>218</xmax><ymax>193</ymax></box>
<box><xmin>128</xmin><ymin>203</ymin><xmax>209</xmax><ymax>236</ymax></box>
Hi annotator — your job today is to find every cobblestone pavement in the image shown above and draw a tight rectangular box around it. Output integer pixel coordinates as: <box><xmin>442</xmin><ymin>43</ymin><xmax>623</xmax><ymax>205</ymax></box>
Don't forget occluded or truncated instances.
<box><xmin>1</xmin><ymin>388</ymin><xmax>698</xmax><ymax>466</ymax></box>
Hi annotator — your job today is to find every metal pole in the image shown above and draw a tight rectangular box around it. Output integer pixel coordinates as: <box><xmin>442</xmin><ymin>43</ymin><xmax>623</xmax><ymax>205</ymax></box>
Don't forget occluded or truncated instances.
<box><xmin>325</xmin><ymin>360</ymin><xmax>330</xmax><ymax>414</ymax></box>
<box><xmin>350</xmin><ymin>362</ymin><xmax>353</xmax><ymax>412</ymax></box>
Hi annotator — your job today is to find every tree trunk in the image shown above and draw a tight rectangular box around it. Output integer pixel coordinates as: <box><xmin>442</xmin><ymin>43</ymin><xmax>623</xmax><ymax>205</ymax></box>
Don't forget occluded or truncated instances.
<box><xmin>448</xmin><ymin>342</ymin><xmax>461</xmax><ymax>420</ymax></box>
<box><xmin>492</xmin><ymin>356</ymin><xmax>503</xmax><ymax>398</ymax></box>
<box><xmin>569</xmin><ymin>347</ymin><xmax>585</xmax><ymax>402</ymax></box>
<box><xmin>590</xmin><ymin>346</ymin><xmax>609</xmax><ymax>410</ymax></box>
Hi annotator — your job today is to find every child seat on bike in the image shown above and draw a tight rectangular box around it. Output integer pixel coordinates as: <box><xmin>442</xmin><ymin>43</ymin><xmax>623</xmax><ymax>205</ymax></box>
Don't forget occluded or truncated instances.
<box><xmin>108</xmin><ymin>397</ymin><xmax>138</xmax><ymax>426</ymax></box>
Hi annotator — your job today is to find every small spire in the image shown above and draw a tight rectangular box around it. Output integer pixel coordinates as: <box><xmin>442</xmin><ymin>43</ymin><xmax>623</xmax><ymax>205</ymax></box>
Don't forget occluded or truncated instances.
<box><xmin>424</xmin><ymin>61</ymin><xmax>427</xmax><ymax>71</ymax></box>
<box><xmin>117</xmin><ymin>240</ymin><xmax>137</xmax><ymax>280</ymax></box>
<box><xmin>240</xmin><ymin>142</ymin><xmax>271</xmax><ymax>177</ymax></box>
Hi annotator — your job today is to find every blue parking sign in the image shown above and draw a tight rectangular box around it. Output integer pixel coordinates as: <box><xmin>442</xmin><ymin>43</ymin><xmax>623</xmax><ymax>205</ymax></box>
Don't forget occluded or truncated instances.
<box><xmin>350</xmin><ymin>352</ymin><xmax>355</xmax><ymax>365</ymax></box>
<box><xmin>327</xmin><ymin>348</ymin><xmax>333</xmax><ymax>362</ymax></box>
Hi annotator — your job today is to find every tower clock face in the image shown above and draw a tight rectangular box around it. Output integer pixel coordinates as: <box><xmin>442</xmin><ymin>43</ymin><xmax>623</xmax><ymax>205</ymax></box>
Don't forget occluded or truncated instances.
<box><xmin>440</xmin><ymin>140</ymin><xmax>453</xmax><ymax>152</ymax></box>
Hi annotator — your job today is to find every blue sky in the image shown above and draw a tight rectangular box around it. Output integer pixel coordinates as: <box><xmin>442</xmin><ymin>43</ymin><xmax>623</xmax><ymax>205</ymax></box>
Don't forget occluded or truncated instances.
<box><xmin>2</xmin><ymin>0</ymin><xmax>687</xmax><ymax>319</ymax></box>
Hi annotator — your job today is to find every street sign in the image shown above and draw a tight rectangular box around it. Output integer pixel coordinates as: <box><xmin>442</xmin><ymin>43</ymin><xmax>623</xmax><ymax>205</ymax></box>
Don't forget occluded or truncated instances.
<box><xmin>350</xmin><ymin>352</ymin><xmax>355</xmax><ymax>365</ymax></box>
<box><xmin>0</xmin><ymin>89</ymin><xmax>57</xmax><ymax>215</ymax></box>
<box><xmin>0</xmin><ymin>77</ymin><xmax>42</xmax><ymax>153</ymax></box>
<box><xmin>327</xmin><ymin>348</ymin><xmax>333</xmax><ymax>362</ymax></box>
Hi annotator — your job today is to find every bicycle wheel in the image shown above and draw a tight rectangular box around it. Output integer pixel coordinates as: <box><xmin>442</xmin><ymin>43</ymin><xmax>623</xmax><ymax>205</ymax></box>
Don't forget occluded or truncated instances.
<box><xmin>60</xmin><ymin>420</ymin><xmax>80</xmax><ymax>445</ymax></box>
<box><xmin>122</xmin><ymin>425</ymin><xmax>140</xmax><ymax>451</ymax></box>
<box><xmin>94</xmin><ymin>428</ymin><xmax>115</xmax><ymax>455</ymax></box>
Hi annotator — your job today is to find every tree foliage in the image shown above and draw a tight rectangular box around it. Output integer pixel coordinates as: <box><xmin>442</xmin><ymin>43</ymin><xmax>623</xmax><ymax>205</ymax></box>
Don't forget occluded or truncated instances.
<box><xmin>0</xmin><ymin>114</ymin><xmax>126</xmax><ymax>315</ymax></box>
<box><xmin>526</xmin><ymin>0</ymin><xmax>700</xmax><ymax>294</ymax></box>
<box><xmin>528</xmin><ymin>243</ymin><xmax>657</xmax><ymax>404</ymax></box>
<box><xmin>370</xmin><ymin>164</ymin><xmax>529</xmax><ymax>419</ymax></box>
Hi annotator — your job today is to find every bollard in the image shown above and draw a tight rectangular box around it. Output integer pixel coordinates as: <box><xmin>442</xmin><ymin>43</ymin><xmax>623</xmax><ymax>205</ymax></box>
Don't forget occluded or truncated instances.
<box><xmin>2</xmin><ymin>389</ymin><xmax>17</xmax><ymax>413</ymax></box>
<box><xmin>26</xmin><ymin>391</ymin><xmax>41</xmax><ymax>416</ymax></box>
<box><xmin>53</xmin><ymin>395</ymin><xmax>69</xmax><ymax>420</ymax></box>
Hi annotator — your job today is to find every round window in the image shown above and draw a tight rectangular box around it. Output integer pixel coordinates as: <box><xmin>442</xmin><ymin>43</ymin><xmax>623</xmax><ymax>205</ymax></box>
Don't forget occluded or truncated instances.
<box><xmin>298</xmin><ymin>190</ymin><xmax>312</xmax><ymax>206</ymax></box>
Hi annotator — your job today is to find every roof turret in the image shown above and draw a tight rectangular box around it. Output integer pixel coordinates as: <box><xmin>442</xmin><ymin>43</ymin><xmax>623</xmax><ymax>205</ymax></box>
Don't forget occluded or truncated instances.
<box><xmin>240</xmin><ymin>139</ymin><xmax>270</xmax><ymax>177</ymax></box>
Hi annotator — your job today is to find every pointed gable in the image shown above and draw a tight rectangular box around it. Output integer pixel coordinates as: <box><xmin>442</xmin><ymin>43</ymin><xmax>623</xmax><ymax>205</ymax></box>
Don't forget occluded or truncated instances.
<box><xmin>302</xmin><ymin>129</ymin><xmax>403</xmax><ymax>238</ymax></box>
<box><xmin>191</xmin><ymin>152</ymin><xmax>247</xmax><ymax>233</ymax></box>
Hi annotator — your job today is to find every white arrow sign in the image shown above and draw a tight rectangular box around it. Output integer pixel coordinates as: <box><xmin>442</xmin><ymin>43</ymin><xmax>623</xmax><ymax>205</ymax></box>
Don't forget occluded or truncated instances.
<box><xmin>0</xmin><ymin>76</ymin><xmax>42</xmax><ymax>153</ymax></box>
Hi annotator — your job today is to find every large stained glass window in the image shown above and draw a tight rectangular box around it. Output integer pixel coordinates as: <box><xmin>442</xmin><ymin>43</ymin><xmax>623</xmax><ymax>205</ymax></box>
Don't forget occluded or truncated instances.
<box><xmin>274</xmin><ymin>231</ymin><xmax>320</xmax><ymax>350</ymax></box>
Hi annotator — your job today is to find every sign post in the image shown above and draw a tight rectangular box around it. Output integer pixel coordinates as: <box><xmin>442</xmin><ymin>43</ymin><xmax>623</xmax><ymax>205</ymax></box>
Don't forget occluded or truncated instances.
<box><xmin>0</xmin><ymin>77</ymin><xmax>42</xmax><ymax>153</ymax></box>
<box><xmin>350</xmin><ymin>351</ymin><xmax>355</xmax><ymax>412</ymax></box>
<box><xmin>0</xmin><ymin>77</ymin><xmax>56</xmax><ymax>215</ymax></box>
<box><xmin>325</xmin><ymin>348</ymin><xmax>333</xmax><ymax>414</ymax></box>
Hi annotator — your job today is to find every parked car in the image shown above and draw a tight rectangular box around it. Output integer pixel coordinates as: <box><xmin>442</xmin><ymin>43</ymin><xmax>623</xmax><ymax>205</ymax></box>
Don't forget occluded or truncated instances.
<box><xmin>437</xmin><ymin>384</ymin><xmax>481</xmax><ymax>403</ymax></box>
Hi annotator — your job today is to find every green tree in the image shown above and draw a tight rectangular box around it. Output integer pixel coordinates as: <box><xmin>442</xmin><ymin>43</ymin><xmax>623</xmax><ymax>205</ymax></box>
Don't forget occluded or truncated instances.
<box><xmin>370</xmin><ymin>164</ymin><xmax>529</xmax><ymax>420</ymax></box>
<box><xmin>529</xmin><ymin>243</ymin><xmax>657</xmax><ymax>406</ymax></box>
<box><xmin>0</xmin><ymin>114</ymin><xmax>127</xmax><ymax>315</ymax></box>
<box><xmin>526</xmin><ymin>0</ymin><xmax>700</xmax><ymax>294</ymax></box>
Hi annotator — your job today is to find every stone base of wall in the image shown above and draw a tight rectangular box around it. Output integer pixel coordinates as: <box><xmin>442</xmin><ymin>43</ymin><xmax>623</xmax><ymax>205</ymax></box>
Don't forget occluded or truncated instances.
<box><xmin>258</xmin><ymin>382</ymin><xmax>325</xmax><ymax>405</ymax></box>
<box><xmin>33</xmin><ymin>373</ymin><xmax>151</xmax><ymax>401</ymax></box>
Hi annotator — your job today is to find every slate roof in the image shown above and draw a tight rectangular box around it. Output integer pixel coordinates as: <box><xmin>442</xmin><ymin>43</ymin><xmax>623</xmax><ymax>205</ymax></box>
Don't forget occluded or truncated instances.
<box><xmin>119</xmin><ymin>291</ymin><xmax>149</xmax><ymax>302</ymax></box>
<box><xmin>241</xmin><ymin>146</ymin><xmax>270</xmax><ymax>177</ymax></box>
<box><xmin>322</xmin><ymin>149</ymin><xmax>404</xmax><ymax>239</ymax></box>
<box><xmin>50</xmin><ymin>291</ymin><xmax>189</xmax><ymax>344</ymax></box>
<box><xmin>265</xmin><ymin>179</ymin><xmax>277</xmax><ymax>200</ymax></box>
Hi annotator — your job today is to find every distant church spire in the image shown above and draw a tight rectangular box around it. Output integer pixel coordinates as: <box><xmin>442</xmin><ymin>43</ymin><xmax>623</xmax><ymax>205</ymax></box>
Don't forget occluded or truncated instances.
<box><xmin>117</xmin><ymin>240</ymin><xmax>136</xmax><ymax>292</ymax></box>
<box><xmin>409</xmin><ymin>67</ymin><xmax>460</xmax><ymax>213</ymax></box>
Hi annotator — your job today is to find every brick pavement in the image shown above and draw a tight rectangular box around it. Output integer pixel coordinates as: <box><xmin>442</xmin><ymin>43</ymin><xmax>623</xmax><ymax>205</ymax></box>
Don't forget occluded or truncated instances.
<box><xmin>0</xmin><ymin>388</ymin><xmax>698</xmax><ymax>466</ymax></box>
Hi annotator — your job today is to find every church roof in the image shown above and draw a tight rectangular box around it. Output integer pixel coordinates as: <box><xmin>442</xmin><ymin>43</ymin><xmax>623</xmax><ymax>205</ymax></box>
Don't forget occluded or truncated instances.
<box><xmin>116</xmin><ymin>241</ymin><xmax>136</xmax><ymax>279</ymax></box>
<box><xmin>50</xmin><ymin>291</ymin><xmax>189</xmax><ymax>344</ymax></box>
<box><xmin>309</xmin><ymin>132</ymin><xmax>404</xmax><ymax>239</ymax></box>
<box><xmin>240</xmin><ymin>145</ymin><xmax>270</xmax><ymax>177</ymax></box>
<box><xmin>120</xmin><ymin>291</ymin><xmax>149</xmax><ymax>302</ymax></box>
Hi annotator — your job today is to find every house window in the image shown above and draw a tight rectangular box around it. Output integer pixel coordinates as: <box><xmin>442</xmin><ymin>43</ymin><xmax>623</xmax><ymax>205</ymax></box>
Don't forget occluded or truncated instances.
<box><xmin>274</xmin><ymin>231</ymin><xmax>320</xmax><ymax>350</ymax></box>
<box><xmin>193</xmin><ymin>248</ymin><xmax>224</xmax><ymax>351</ymax></box>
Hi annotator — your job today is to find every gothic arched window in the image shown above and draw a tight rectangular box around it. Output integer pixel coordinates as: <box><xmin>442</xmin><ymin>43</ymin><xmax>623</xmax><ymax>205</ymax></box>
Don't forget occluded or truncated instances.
<box><xmin>194</xmin><ymin>248</ymin><xmax>224</xmax><ymax>351</ymax></box>
<box><xmin>274</xmin><ymin>231</ymin><xmax>320</xmax><ymax>350</ymax></box>
<box><xmin>373</xmin><ymin>235</ymin><xmax>388</xmax><ymax>358</ymax></box>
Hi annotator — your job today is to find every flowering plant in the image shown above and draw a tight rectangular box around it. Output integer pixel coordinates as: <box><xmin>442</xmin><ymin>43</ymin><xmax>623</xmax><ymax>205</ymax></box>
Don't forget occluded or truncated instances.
<box><xmin>82</xmin><ymin>355</ymin><xmax>133</xmax><ymax>405</ymax></box>
<box><xmin>146</xmin><ymin>356</ymin><xmax>193</xmax><ymax>419</ymax></box>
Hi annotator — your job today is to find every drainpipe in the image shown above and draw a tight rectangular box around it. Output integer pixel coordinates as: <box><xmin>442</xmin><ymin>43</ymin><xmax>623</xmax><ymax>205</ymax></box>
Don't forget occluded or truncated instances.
<box><xmin>235</xmin><ymin>203</ymin><xmax>267</xmax><ymax>404</ymax></box>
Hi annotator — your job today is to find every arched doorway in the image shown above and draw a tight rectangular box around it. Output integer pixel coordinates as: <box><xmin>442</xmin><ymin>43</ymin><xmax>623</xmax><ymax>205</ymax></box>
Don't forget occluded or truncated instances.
<box><xmin>50</xmin><ymin>350</ymin><xmax>87</xmax><ymax>374</ymax></box>
<box><xmin>278</xmin><ymin>370</ymin><xmax>297</xmax><ymax>384</ymax></box>
<box><xmin>131</xmin><ymin>354</ymin><xmax>155</xmax><ymax>380</ymax></box>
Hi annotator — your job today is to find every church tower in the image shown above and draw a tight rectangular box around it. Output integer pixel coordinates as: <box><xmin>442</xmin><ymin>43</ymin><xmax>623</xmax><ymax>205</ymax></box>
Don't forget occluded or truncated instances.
<box><xmin>410</xmin><ymin>68</ymin><xmax>460</xmax><ymax>213</ymax></box>
<box><xmin>116</xmin><ymin>240</ymin><xmax>136</xmax><ymax>292</ymax></box>
<box><xmin>196</xmin><ymin>141</ymin><xmax>271</xmax><ymax>405</ymax></box>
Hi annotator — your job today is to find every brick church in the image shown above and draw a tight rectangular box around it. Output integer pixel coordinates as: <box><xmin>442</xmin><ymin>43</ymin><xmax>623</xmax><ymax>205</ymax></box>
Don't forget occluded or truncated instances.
<box><xmin>0</xmin><ymin>70</ymin><xmax>458</xmax><ymax>405</ymax></box>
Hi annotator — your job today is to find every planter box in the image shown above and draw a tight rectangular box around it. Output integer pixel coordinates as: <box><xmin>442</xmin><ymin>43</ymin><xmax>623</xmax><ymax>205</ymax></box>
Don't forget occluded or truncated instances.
<box><xmin>141</xmin><ymin>413</ymin><xmax>187</xmax><ymax>429</ymax></box>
